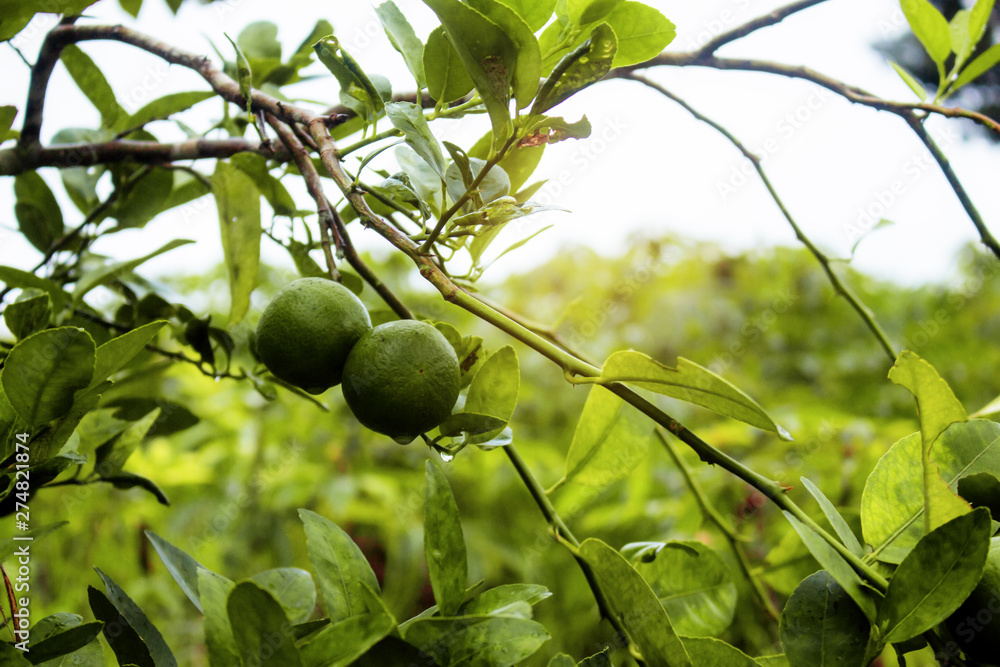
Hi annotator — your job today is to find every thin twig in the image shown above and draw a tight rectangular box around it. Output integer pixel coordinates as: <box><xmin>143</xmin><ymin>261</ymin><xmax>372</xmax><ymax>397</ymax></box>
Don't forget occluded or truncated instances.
<box><xmin>419</xmin><ymin>134</ymin><xmax>517</xmax><ymax>253</ymax></box>
<box><xmin>267</xmin><ymin>114</ymin><xmax>340</xmax><ymax>281</ymax></box>
<box><xmin>329</xmin><ymin>206</ymin><xmax>413</xmax><ymax>320</ymax></box>
<box><xmin>904</xmin><ymin>114</ymin><xmax>1000</xmax><ymax>258</ymax></box>
<box><xmin>656</xmin><ymin>430</ymin><xmax>780</xmax><ymax>621</ymax></box>
<box><xmin>504</xmin><ymin>445</ymin><xmax>636</xmax><ymax>659</ymax></box>
<box><xmin>622</xmin><ymin>73</ymin><xmax>899</xmax><ymax>362</ymax></box>
<box><xmin>616</xmin><ymin>54</ymin><xmax>999</xmax><ymax>260</ymax></box>
<box><xmin>694</xmin><ymin>0</ymin><xmax>830</xmax><ymax>58</ymax></box>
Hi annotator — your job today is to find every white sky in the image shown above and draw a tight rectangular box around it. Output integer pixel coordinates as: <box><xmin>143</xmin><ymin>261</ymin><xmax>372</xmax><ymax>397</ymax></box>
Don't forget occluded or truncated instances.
<box><xmin>1</xmin><ymin>0</ymin><xmax>997</xmax><ymax>291</ymax></box>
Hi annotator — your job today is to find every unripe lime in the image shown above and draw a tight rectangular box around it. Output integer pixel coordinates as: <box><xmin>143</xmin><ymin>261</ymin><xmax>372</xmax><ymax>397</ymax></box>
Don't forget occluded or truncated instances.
<box><xmin>341</xmin><ymin>320</ymin><xmax>460</xmax><ymax>443</ymax></box>
<box><xmin>944</xmin><ymin>536</ymin><xmax>1000</xmax><ymax>664</ymax></box>
<box><xmin>255</xmin><ymin>278</ymin><xmax>371</xmax><ymax>394</ymax></box>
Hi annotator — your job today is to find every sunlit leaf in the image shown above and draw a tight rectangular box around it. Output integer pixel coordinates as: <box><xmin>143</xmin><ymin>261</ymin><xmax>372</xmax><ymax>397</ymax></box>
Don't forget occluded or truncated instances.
<box><xmin>424</xmin><ymin>461</ymin><xmax>468</xmax><ymax>616</ymax></box>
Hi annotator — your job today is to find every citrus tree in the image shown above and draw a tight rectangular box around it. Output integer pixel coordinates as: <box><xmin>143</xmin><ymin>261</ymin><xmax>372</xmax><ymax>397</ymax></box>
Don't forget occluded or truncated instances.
<box><xmin>1</xmin><ymin>0</ymin><xmax>1000</xmax><ymax>665</ymax></box>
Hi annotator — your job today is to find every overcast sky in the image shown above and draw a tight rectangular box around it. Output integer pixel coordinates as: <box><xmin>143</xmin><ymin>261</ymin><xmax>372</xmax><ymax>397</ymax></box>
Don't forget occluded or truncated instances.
<box><xmin>1</xmin><ymin>0</ymin><xmax>998</xmax><ymax>290</ymax></box>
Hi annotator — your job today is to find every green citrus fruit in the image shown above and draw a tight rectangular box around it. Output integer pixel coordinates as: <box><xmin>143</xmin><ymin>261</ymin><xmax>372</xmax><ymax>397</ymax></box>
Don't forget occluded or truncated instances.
<box><xmin>944</xmin><ymin>536</ymin><xmax>1000</xmax><ymax>664</ymax></box>
<box><xmin>255</xmin><ymin>278</ymin><xmax>371</xmax><ymax>394</ymax></box>
<box><xmin>341</xmin><ymin>320</ymin><xmax>460</xmax><ymax>443</ymax></box>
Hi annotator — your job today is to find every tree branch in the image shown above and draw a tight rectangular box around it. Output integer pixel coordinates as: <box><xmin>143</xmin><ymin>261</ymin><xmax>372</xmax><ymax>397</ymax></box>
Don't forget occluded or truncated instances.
<box><xmin>693</xmin><ymin>0</ymin><xmax>830</xmax><ymax>58</ymax></box>
<box><xmin>616</xmin><ymin>54</ymin><xmax>1000</xmax><ymax>260</ymax></box>
<box><xmin>0</xmin><ymin>138</ymin><xmax>284</xmax><ymax>176</ymax></box>
<box><xmin>267</xmin><ymin>115</ymin><xmax>341</xmax><ymax>281</ymax></box>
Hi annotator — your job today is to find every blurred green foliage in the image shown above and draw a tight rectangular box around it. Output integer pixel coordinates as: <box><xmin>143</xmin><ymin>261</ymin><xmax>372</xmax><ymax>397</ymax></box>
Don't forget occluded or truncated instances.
<box><xmin>16</xmin><ymin>237</ymin><xmax>1000</xmax><ymax>665</ymax></box>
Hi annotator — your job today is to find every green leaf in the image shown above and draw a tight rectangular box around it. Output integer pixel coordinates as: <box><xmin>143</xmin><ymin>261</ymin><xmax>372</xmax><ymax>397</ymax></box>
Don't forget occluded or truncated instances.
<box><xmin>567</xmin><ymin>0</ymin><xmax>624</xmax><ymax>25</ymax></box>
<box><xmin>423</xmin><ymin>25</ymin><xmax>475</xmax><ymax>104</ymax></box>
<box><xmin>89</xmin><ymin>321</ymin><xmax>166</xmax><ymax>389</ymax></box>
<box><xmin>212</xmin><ymin>161</ymin><xmax>261</xmax><ymax>325</ymax></box>
<box><xmin>299</xmin><ymin>508</ymin><xmax>380</xmax><ymax>621</ymax></box>
<box><xmin>14</xmin><ymin>172</ymin><xmax>64</xmax><ymax>252</ymax></box>
<box><xmin>227</xmin><ymin>582</ymin><xmax>304</xmax><ymax>666</ymax></box>
<box><xmin>555</xmin><ymin>386</ymin><xmax>651</xmax><ymax>505</ymax></box>
<box><xmin>145</xmin><ymin>531</ymin><xmax>207</xmax><ymax>613</ymax></box>
<box><xmin>422</xmin><ymin>0</ymin><xmax>517</xmax><ymax>148</ymax></box>
<box><xmin>459</xmin><ymin>583</ymin><xmax>551</xmax><ymax>617</ymax></box>
<box><xmin>590</xmin><ymin>351</ymin><xmax>791</xmax><ymax>439</ymax></box>
<box><xmin>888</xmin><ymin>351</ymin><xmax>971</xmax><ymax>533</ymax></box>
<box><xmin>60</xmin><ymin>45</ymin><xmax>127</xmax><ymax>130</ymax></box>
<box><xmin>248</xmin><ymin>568</ymin><xmax>316</xmax><ymax>625</ymax></box>
<box><xmin>94</xmin><ymin>567</ymin><xmax>177</xmax><ymax>666</ymax></box>
<box><xmin>385</xmin><ymin>101</ymin><xmax>446</xmax><ymax>176</ymax></box>
<box><xmin>458</xmin><ymin>345</ymin><xmax>519</xmax><ymax>444</ymax></box>
<box><xmin>72</xmin><ymin>238</ymin><xmax>194</xmax><ymax>303</ymax></box>
<box><xmin>351</xmin><ymin>636</ymin><xmax>435</xmax><ymax>666</ymax></box>
<box><xmin>878</xmin><ymin>508</ymin><xmax>992</xmax><ymax>643</ymax></box>
<box><xmin>900</xmin><ymin>0</ymin><xmax>952</xmax><ymax>65</ymax></box>
<box><xmin>126</xmin><ymin>91</ymin><xmax>215</xmax><ymax>131</ymax></box>
<box><xmin>445</xmin><ymin>156</ymin><xmax>511</xmax><ymax>204</ymax></box>
<box><xmin>497</xmin><ymin>0</ymin><xmax>557</xmax><ymax>31</ymax></box>
<box><xmin>604</xmin><ymin>1</ymin><xmax>675</xmax><ymax>68</ymax></box>
<box><xmin>580</xmin><ymin>538</ymin><xmax>692</xmax><ymax>667</ymax></box>
<box><xmin>467</xmin><ymin>0</ymin><xmax>541</xmax><ymax>109</ymax></box>
<box><xmin>0</xmin><ymin>267</ymin><xmax>68</xmax><ymax>311</ymax></box>
<box><xmin>547</xmin><ymin>654</ymin><xmax>576</xmax><ymax>667</ymax></box>
<box><xmin>237</xmin><ymin>21</ymin><xmax>282</xmax><ymax>60</ymax></box>
<box><xmin>969</xmin><ymin>0</ymin><xmax>996</xmax><ymax>45</ymax></box>
<box><xmin>0</xmin><ymin>521</ymin><xmax>67</xmax><ymax>562</ymax></box>
<box><xmin>118</xmin><ymin>0</ymin><xmax>142</xmax><ymax>18</ymax></box>
<box><xmin>3</xmin><ymin>291</ymin><xmax>51</xmax><ymax>341</ymax></box>
<box><xmin>682</xmin><ymin>638</ymin><xmax>764</xmax><ymax>666</ymax></box>
<box><xmin>953</xmin><ymin>42</ymin><xmax>1000</xmax><ymax>91</ymax></box>
<box><xmin>230</xmin><ymin>153</ymin><xmax>299</xmax><ymax>217</ymax></box>
<box><xmin>782</xmin><ymin>512</ymin><xmax>879</xmax><ymax>622</ymax></box>
<box><xmin>402</xmin><ymin>616</ymin><xmax>550</xmax><ymax>666</ymax></box>
<box><xmin>424</xmin><ymin>461</ymin><xmax>468</xmax><ymax>616</ymax></box>
<box><xmin>755</xmin><ymin>656</ymin><xmax>790</xmax><ymax>667</ymax></box>
<box><xmin>532</xmin><ymin>23</ymin><xmax>617</xmax><ymax>115</ymax></box>
<box><xmin>799</xmin><ymin>477</ymin><xmax>865</xmax><ymax>558</ymax></box>
<box><xmin>225</xmin><ymin>33</ymin><xmax>256</xmax><ymax>125</ymax></box>
<box><xmin>105</xmin><ymin>471</ymin><xmax>170</xmax><ymax>505</ymax></box>
<box><xmin>438</xmin><ymin>412</ymin><xmax>507</xmax><ymax>438</ymax></box>
<box><xmin>375</xmin><ymin>2</ymin><xmax>426</xmax><ymax>88</ymax></box>
<box><xmin>629</xmin><ymin>540</ymin><xmax>737</xmax><ymax>637</ymax></box>
<box><xmin>314</xmin><ymin>36</ymin><xmax>385</xmax><ymax>124</ymax></box>
<box><xmin>889</xmin><ymin>61</ymin><xmax>929</xmax><ymax>100</ymax></box>
<box><xmin>109</xmin><ymin>167</ymin><xmax>175</xmax><ymax>230</ymax></box>
<box><xmin>949</xmin><ymin>10</ymin><xmax>974</xmax><ymax>71</ymax></box>
<box><xmin>778</xmin><ymin>571</ymin><xmax>870</xmax><ymax>667</ymax></box>
<box><xmin>0</xmin><ymin>105</ymin><xmax>17</xmax><ymax>144</ymax></box>
<box><xmin>579</xmin><ymin>649</ymin><xmax>613</xmax><ymax>666</ymax></box>
<box><xmin>0</xmin><ymin>644</ymin><xmax>31</xmax><ymax>666</ymax></box>
<box><xmin>1</xmin><ymin>327</ymin><xmax>95</xmax><ymax>428</ymax></box>
<box><xmin>197</xmin><ymin>569</ymin><xmax>240</xmax><ymax>667</ymax></box>
<box><xmin>95</xmin><ymin>408</ymin><xmax>160</xmax><ymax>477</ymax></box>
<box><xmin>298</xmin><ymin>587</ymin><xmax>396</xmax><ymax>667</ymax></box>
<box><xmin>27</xmin><ymin>622</ymin><xmax>104</xmax><ymax>663</ymax></box>
<box><xmin>890</xmin><ymin>351</ymin><xmax>966</xmax><ymax>450</ymax></box>
<box><xmin>471</xmin><ymin>130</ymin><xmax>546</xmax><ymax>191</ymax></box>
